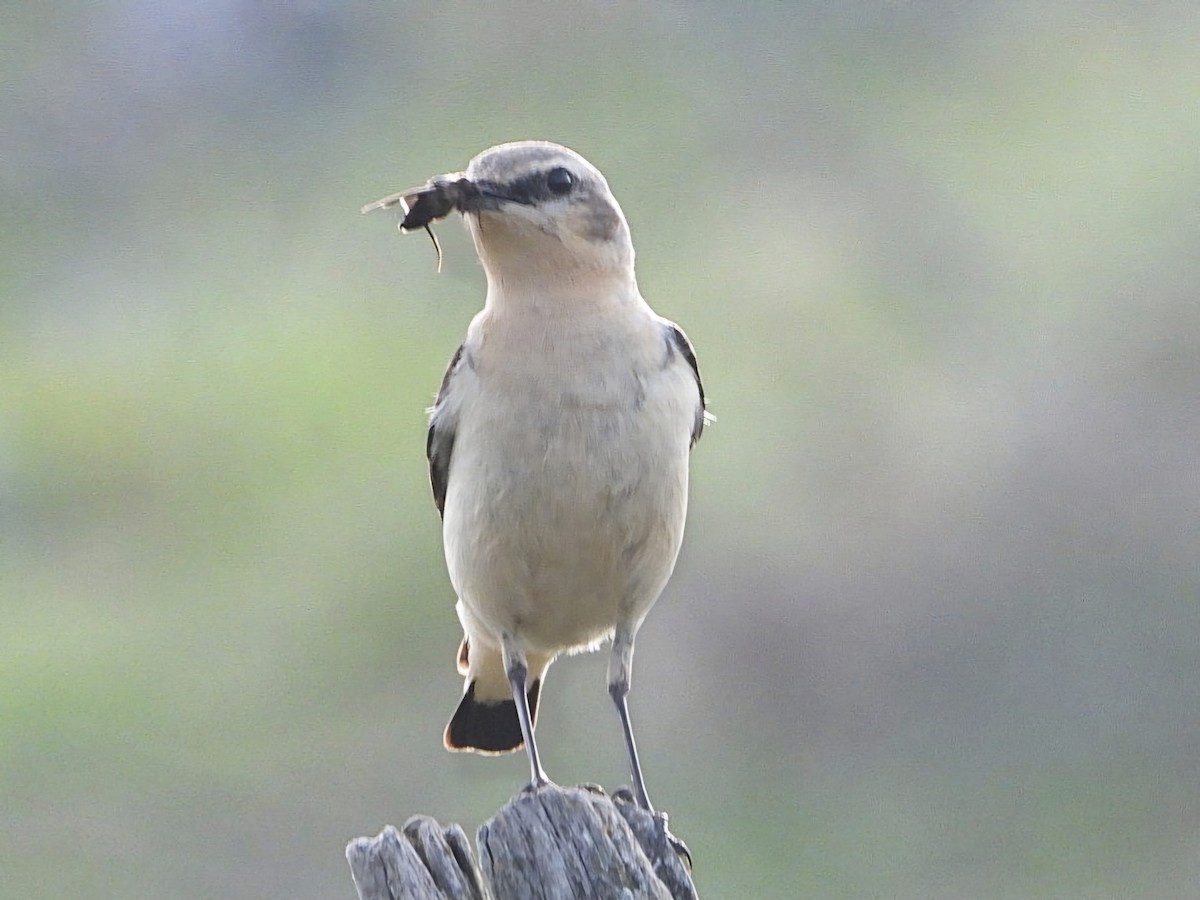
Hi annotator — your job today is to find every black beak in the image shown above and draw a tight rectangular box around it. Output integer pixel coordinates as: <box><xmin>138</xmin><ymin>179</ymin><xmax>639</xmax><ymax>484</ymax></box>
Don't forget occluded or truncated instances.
<box><xmin>464</xmin><ymin>180</ymin><xmax>523</xmax><ymax>210</ymax></box>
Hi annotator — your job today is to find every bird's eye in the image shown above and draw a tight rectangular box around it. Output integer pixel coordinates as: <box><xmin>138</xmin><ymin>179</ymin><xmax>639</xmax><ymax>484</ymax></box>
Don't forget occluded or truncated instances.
<box><xmin>546</xmin><ymin>167</ymin><xmax>575</xmax><ymax>195</ymax></box>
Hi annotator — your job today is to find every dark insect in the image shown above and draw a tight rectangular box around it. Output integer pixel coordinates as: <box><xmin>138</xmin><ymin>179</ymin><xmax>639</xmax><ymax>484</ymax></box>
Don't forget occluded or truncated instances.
<box><xmin>362</xmin><ymin>177</ymin><xmax>478</xmax><ymax>272</ymax></box>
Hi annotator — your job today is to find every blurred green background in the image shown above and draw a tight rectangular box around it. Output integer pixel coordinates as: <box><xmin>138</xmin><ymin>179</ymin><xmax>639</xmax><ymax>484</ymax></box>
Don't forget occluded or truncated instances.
<box><xmin>4</xmin><ymin>3</ymin><xmax>1198</xmax><ymax>897</ymax></box>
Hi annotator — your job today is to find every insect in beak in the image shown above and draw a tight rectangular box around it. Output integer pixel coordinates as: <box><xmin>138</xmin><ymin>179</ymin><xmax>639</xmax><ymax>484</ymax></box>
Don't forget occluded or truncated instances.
<box><xmin>362</xmin><ymin>177</ymin><xmax>479</xmax><ymax>272</ymax></box>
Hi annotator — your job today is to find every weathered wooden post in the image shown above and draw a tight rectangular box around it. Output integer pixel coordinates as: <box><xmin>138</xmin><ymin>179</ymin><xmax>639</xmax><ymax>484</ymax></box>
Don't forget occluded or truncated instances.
<box><xmin>346</xmin><ymin>784</ymin><xmax>697</xmax><ymax>899</ymax></box>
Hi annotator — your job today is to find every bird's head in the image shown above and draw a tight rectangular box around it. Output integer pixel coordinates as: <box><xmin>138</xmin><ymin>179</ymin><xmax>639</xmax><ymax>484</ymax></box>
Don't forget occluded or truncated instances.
<box><xmin>460</xmin><ymin>141</ymin><xmax>635</xmax><ymax>282</ymax></box>
<box><xmin>364</xmin><ymin>142</ymin><xmax>635</xmax><ymax>285</ymax></box>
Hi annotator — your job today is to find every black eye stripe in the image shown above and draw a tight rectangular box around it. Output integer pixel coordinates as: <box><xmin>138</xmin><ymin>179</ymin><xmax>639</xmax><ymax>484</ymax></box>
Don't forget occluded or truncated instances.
<box><xmin>499</xmin><ymin>167</ymin><xmax>578</xmax><ymax>203</ymax></box>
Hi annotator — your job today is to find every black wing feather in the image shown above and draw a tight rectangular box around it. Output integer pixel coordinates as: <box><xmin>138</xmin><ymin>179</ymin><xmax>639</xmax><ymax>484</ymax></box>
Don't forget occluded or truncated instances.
<box><xmin>427</xmin><ymin>345</ymin><xmax>463</xmax><ymax>518</ymax></box>
<box><xmin>666</xmin><ymin>322</ymin><xmax>707</xmax><ymax>446</ymax></box>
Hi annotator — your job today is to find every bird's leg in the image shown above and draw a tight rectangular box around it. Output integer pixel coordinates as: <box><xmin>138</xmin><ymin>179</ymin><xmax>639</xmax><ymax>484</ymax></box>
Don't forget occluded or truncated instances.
<box><xmin>610</xmin><ymin>623</ymin><xmax>694</xmax><ymax>868</ymax></box>
<box><xmin>608</xmin><ymin>623</ymin><xmax>653</xmax><ymax>811</ymax></box>
<box><xmin>502</xmin><ymin>635</ymin><xmax>550</xmax><ymax>790</ymax></box>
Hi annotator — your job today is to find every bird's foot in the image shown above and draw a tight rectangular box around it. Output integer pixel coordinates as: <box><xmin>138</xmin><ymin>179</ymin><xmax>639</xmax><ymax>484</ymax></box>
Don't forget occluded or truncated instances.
<box><xmin>519</xmin><ymin>774</ymin><xmax>554</xmax><ymax>797</ymax></box>
<box><xmin>611</xmin><ymin>786</ymin><xmax>636</xmax><ymax>806</ymax></box>
<box><xmin>611</xmin><ymin>787</ymin><xmax>692</xmax><ymax>872</ymax></box>
<box><xmin>659</xmin><ymin>817</ymin><xmax>693</xmax><ymax>873</ymax></box>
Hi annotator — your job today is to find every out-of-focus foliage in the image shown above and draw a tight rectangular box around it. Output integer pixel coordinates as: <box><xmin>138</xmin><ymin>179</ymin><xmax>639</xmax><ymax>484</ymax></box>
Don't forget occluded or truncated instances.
<box><xmin>3</xmin><ymin>3</ymin><xmax>1197</xmax><ymax>897</ymax></box>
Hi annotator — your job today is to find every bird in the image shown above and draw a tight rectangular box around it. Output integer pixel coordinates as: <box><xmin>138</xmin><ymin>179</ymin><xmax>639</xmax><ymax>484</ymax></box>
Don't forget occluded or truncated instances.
<box><xmin>364</xmin><ymin>141</ymin><xmax>707</xmax><ymax>813</ymax></box>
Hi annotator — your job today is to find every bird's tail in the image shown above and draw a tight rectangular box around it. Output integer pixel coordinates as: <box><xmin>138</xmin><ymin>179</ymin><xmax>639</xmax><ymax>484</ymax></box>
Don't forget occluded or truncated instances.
<box><xmin>443</xmin><ymin>636</ymin><xmax>550</xmax><ymax>754</ymax></box>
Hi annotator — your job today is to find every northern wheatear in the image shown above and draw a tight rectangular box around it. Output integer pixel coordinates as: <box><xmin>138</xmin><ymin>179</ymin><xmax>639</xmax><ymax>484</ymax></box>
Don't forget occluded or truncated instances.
<box><xmin>364</xmin><ymin>141</ymin><xmax>706</xmax><ymax>812</ymax></box>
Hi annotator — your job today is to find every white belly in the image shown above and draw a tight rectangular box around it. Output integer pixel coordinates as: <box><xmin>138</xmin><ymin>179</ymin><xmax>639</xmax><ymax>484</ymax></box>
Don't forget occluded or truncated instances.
<box><xmin>442</xmin><ymin>343</ymin><xmax>692</xmax><ymax>655</ymax></box>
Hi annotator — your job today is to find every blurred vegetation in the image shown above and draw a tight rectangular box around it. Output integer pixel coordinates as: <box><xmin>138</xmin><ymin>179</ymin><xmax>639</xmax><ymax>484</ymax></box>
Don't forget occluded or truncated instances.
<box><xmin>3</xmin><ymin>3</ymin><xmax>1198</xmax><ymax>897</ymax></box>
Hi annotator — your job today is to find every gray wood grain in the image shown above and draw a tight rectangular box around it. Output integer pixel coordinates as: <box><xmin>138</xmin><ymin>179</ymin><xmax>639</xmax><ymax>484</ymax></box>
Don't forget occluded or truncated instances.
<box><xmin>346</xmin><ymin>784</ymin><xmax>697</xmax><ymax>900</ymax></box>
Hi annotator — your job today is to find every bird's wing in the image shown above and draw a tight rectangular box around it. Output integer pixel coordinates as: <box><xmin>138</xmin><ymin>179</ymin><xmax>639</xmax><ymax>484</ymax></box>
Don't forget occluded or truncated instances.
<box><xmin>665</xmin><ymin>321</ymin><xmax>707</xmax><ymax>447</ymax></box>
<box><xmin>427</xmin><ymin>344</ymin><xmax>465</xmax><ymax>518</ymax></box>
